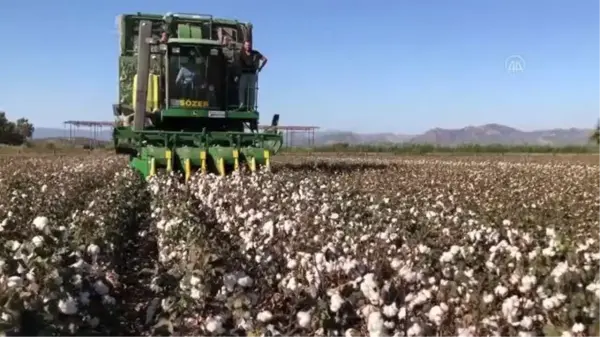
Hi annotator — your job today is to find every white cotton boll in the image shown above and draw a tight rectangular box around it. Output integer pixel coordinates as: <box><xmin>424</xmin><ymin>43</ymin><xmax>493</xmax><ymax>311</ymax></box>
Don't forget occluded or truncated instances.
<box><xmin>286</xmin><ymin>277</ymin><xmax>298</xmax><ymax>291</ymax></box>
<box><xmin>345</xmin><ymin>328</ymin><xmax>361</xmax><ymax>337</ymax></box>
<box><xmin>93</xmin><ymin>280</ymin><xmax>109</xmax><ymax>295</ymax></box>
<box><xmin>257</xmin><ymin>310</ymin><xmax>273</xmax><ymax>322</ymax></box>
<box><xmin>390</xmin><ymin>258</ymin><xmax>402</xmax><ymax>270</ymax></box>
<box><xmin>287</xmin><ymin>258</ymin><xmax>298</xmax><ymax>269</ymax></box>
<box><xmin>440</xmin><ymin>251</ymin><xmax>454</xmax><ymax>263</ymax></box>
<box><xmin>382</xmin><ymin>303</ymin><xmax>398</xmax><ymax>318</ymax></box>
<box><xmin>407</xmin><ymin>322</ymin><xmax>422</xmax><ymax>337</ymax></box>
<box><xmin>190</xmin><ymin>288</ymin><xmax>202</xmax><ymax>299</ymax></box>
<box><xmin>205</xmin><ymin>316</ymin><xmax>224</xmax><ymax>333</ymax></box>
<box><xmin>418</xmin><ymin>244</ymin><xmax>431</xmax><ymax>254</ymax></box>
<box><xmin>31</xmin><ymin>236</ymin><xmax>44</xmax><ymax>248</ymax></box>
<box><xmin>561</xmin><ymin>331</ymin><xmax>573</xmax><ymax>337</ymax></box>
<box><xmin>399</xmin><ymin>265</ymin><xmax>417</xmax><ymax>283</ymax></box>
<box><xmin>360</xmin><ymin>274</ymin><xmax>381</xmax><ymax>305</ymax></box>
<box><xmin>428</xmin><ymin>305</ymin><xmax>445</xmax><ymax>326</ymax></box>
<box><xmin>367</xmin><ymin>311</ymin><xmax>385</xmax><ymax>337</ymax></box>
<box><xmin>87</xmin><ymin>244</ymin><xmax>100</xmax><ymax>256</ymax></box>
<box><xmin>223</xmin><ymin>273</ymin><xmax>237</xmax><ymax>291</ymax></box>
<box><xmin>494</xmin><ymin>285</ymin><xmax>508</xmax><ymax>297</ymax></box>
<box><xmin>32</xmin><ymin>216</ymin><xmax>48</xmax><ymax>231</ymax></box>
<box><xmin>518</xmin><ymin>331</ymin><xmax>533</xmax><ymax>337</ymax></box>
<box><xmin>483</xmin><ymin>293</ymin><xmax>494</xmax><ymax>303</ymax></box>
<box><xmin>238</xmin><ymin>275</ymin><xmax>253</xmax><ymax>287</ymax></box>
<box><xmin>25</xmin><ymin>269</ymin><xmax>35</xmax><ymax>282</ymax></box>
<box><xmin>571</xmin><ymin>323</ymin><xmax>585</xmax><ymax>333</ymax></box>
<box><xmin>58</xmin><ymin>297</ymin><xmax>78</xmax><ymax>315</ymax></box>
<box><xmin>8</xmin><ymin>241</ymin><xmax>20</xmax><ymax>251</ymax></box>
<box><xmin>520</xmin><ymin>316</ymin><xmax>533</xmax><ymax>329</ymax></box>
<box><xmin>330</xmin><ymin>293</ymin><xmax>344</xmax><ymax>312</ymax></box>
<box><xmin>519</xmin><ymin>275</ymin><xmax>536</xmax><ymax>293</ymax></box>
<box><xmin>296</xmin><ymin>311</ymin><xmax>311</xmax><ymax>328</ymax></box>
<box><xmin>397</xmin><ymin>306</ymin><xmax>406</xmax><ymax>320</ymax></box>
<box><xmin>501</xmin><ymin>296</ymin><xmax>520</xmax><ymax>324</ymax></box>
<box><xmin>6</xmin><ymin>276</ymin><xmax>23</xmax><ymax>288</ymax></box>
<box><xmin>190</xmin><ymin>275</ymin><xmax>201</xmax><ymax>286</ymax></box>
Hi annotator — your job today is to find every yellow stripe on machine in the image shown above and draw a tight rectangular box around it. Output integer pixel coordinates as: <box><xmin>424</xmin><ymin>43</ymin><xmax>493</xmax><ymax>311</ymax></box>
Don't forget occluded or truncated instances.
<box><xmin>132</xmin><ymin>74</ymin><xmax>160</xmax><ymax>113</ymax></box>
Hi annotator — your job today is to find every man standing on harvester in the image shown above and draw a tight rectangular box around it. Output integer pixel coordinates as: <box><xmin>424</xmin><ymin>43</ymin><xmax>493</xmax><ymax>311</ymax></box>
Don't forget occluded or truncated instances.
<box><xmin>238</xmin><ymin>40</ymin><xmax>267</xmax><ymax>110</ymax></box>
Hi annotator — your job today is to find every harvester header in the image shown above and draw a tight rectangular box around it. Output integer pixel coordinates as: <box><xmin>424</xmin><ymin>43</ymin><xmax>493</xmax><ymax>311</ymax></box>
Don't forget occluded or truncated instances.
<box><xmin>113</xmin><ymin>12</ymin><xmax>282</xmax><ymax>179</ymax></box>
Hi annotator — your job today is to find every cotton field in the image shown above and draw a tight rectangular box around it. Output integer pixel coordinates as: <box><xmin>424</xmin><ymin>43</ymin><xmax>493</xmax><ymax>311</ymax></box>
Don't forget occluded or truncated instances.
<box><xmin>0</xmin><ymin>153</ymin><xmax>598</xmax><ymax>336</ymax></box>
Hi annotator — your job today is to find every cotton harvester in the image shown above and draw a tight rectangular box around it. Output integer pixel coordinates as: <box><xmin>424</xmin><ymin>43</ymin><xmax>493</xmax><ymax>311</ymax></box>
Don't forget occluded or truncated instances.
<box><xmin>112</xmin><ymin>12</ymin><xmax>283</xmax><ymax>180</ymax></box>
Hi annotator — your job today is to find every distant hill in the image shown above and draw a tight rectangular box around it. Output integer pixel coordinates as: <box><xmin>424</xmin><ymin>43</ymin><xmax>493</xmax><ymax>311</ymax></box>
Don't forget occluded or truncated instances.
<box><xmin>33</xmin><ymin>124</ymin><xmax>595</xmax><ymax>146</ymax></box>
<box><xmin>408</xmin><ymin>124</ymin><xmax>593</xmax><ymax>146</ymax></box>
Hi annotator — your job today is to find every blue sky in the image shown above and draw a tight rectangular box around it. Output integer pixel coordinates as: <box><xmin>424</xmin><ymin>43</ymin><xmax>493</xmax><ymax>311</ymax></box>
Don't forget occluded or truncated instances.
<box><xmin>0</xmin><ymin>0</ymin><xmax>597</xmax><ymax>134</ymax></box>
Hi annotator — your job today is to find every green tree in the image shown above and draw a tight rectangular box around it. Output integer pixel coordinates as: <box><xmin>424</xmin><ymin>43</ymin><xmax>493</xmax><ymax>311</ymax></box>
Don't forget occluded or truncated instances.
<box><xmin>590</xmin><ymin>120</ymin><xmax>600</xmax><ymax>145</ymax></box>
<box><xmin>0</xmin><ymin>112</ymin><xmax>34</xmax><ymax>145</ymax></box>
<box><xmin>15</xmin><ymin>118</ymin><xmax>34</xmax><ymax>139</ymax></box>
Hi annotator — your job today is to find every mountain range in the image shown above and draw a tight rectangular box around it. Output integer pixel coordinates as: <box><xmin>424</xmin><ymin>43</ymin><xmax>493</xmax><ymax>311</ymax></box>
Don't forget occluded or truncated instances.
<box><xmin>34</xmin><ymin>123</ymin><xmax>595</xmax><ymax>146</ymax></box>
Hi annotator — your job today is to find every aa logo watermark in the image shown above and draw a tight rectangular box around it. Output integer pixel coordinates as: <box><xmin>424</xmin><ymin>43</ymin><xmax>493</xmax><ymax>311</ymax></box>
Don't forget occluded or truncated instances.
<box><xmin>505</xmin><ymin>55</ymin><xmax>525</xmax><ymax>74</ymax></box>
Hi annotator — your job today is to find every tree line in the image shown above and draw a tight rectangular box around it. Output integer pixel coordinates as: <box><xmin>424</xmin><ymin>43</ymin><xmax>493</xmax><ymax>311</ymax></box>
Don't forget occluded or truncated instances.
<box><xmin>284</xmin><ymin>141</ymin><xmax>600</xmax><ymax>155</ymax></box>
<box><xmin>0</xmin><ymin>112</ymin><xmax>35</xmax><ymax>145</ymax></box>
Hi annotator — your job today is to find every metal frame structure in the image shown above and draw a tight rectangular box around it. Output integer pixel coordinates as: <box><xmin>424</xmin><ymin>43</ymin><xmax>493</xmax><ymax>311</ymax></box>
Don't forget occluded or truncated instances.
<box><xmin>63</xmin><ymin>120</ymin><xmax>114</xmax><ymax>147</ymax></box>
<box><xmin>259</xmin><ymin>125</ymin><xmax>319</xmax><ymax>147</ymax></box>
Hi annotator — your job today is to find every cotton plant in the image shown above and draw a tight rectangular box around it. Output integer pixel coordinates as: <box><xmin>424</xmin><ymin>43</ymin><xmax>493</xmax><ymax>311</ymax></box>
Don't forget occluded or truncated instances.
<box><xmin>0</xmin><ymin>156</ymin><xmax>136</xmax><ymax>335</ymax></box>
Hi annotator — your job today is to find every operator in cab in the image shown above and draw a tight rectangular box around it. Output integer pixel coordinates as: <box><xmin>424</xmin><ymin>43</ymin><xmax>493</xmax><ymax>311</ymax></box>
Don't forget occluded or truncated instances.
<box><xmin>238</xmin><ymin>40</ymin><xmax>267</xmax><ymax>110</ymax></box>
<box><xmin>175</xmin><ymin>52</ymin><xmax>205</xmax><ymax>98</ymax></box>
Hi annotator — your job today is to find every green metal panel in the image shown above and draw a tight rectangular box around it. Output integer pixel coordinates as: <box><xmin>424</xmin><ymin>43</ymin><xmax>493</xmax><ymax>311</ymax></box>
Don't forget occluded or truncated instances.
<box><xmin>190</xmin><ymin>25</ymin><xmax>203</xmax><ymax>39</ymax></box>
<box><xmin>177</xmin><ymin>24</ymin><xmax>190</xmax><ymax>38</ymax></box>
<box><xmin>130</xmin><ymin>157</ymin><xmax>151</xmax><ymax>178</ymax></box>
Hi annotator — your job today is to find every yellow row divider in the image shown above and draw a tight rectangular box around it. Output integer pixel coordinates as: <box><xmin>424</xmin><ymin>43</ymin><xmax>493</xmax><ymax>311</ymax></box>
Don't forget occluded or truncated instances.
<box><xmin>249</xmin><ymin>157</ymin><xmax>256</xmax><ymax>172</ymax></box>
<box><xmin>165</xmin><ymin>150</ymin><xmax>172</xmax><ymax>172</ymax></box>
<box><xmin>217</xmin><ymin>158</ymin><xmax>225</xmax><ymax>176</ymax></box>
<box><xmin>200</xmin><ymin>151</ymin><xmax>207</xmax><ymax>174</ymax></box>
<box><xmin>264</xmin><ymin>150</ymin><xmax>271</xmax><ymax>171</ymax></box>
<box><xmin>184</xmin><ymin>158</ymin><xmax>191</xmax><ymax>182</ymax></box>
<box><xmin>149</xmin><ymin>158</ymin><xmax>156</xmax><ymax>177</ymax></box>
<box><xmin>233</xmin><ymin>149</ymin><xmax>239</xmax><ymax>171</ymax></box>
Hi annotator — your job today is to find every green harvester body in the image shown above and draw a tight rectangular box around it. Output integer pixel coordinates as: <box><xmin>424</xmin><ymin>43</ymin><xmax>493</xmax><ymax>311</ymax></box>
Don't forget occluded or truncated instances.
<box><xmin>112</xmin><ymin>12</ymin><xmax>282</xmax><ymax>179</ymax></box>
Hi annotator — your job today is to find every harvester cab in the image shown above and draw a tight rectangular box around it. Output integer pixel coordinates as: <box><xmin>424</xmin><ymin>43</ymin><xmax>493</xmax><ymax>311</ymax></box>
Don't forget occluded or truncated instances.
<box><xmin>113</xmin><ymin>12</ymin><xmax>283</xmax><ymax>180</ymax></box>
